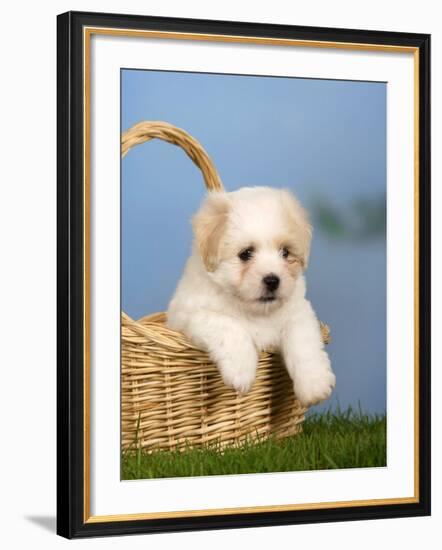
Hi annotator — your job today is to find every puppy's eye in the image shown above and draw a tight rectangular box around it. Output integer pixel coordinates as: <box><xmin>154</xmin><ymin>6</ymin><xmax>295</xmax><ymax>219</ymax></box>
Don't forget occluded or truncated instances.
<box><xmin>281</xmin><ymin>247</ymin><xmax>290</xmax><ymax>259</ymax></box>
<box><xmin>238</xmin><ymin>247</ymin><xmax>254</xmax><ymax>262</ymax></box>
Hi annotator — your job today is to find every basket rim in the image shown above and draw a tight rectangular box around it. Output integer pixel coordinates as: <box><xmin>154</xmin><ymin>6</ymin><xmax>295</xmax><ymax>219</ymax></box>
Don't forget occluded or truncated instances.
<box><xmin>122</xmin><ymin>311</ymin><xmax>330</xmax><ymax>352</ymax></box>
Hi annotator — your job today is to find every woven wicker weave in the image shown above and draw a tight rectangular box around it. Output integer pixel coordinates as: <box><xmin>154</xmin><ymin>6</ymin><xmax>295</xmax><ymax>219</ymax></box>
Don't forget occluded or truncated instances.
<box><xmin>121</xmin><ymin>121</ymin><xmax>330</xmax><ymax>452</ymax></box>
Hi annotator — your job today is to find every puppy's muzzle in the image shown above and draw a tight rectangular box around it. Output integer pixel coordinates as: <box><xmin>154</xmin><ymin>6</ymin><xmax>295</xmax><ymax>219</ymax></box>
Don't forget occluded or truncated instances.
<box><xmin>262</xmin><ymin>274</ymin><xmax>280</xmax><ymax>292</ymax></box>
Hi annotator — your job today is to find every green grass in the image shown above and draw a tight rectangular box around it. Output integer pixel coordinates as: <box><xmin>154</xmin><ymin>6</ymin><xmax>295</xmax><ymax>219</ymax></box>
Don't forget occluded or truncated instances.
<box><xmin>121</xmin><ymin>407</ymin><xmax>386</xmax><ymax>480</ymax></box>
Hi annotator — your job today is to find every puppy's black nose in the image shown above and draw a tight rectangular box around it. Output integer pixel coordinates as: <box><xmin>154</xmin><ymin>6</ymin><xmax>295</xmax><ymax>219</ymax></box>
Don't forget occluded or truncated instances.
<box><xmin>263</xmin><ymin>274</ymin><xmax>280</xmax><ymax>292</ymax></box>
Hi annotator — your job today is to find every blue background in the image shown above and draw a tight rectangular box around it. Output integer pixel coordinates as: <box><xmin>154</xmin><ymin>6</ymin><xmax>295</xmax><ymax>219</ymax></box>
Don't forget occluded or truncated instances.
<box><xmin>121</xmin><ymin>69</ymin><xmax>386</xmax><ymax>414</ymax></box>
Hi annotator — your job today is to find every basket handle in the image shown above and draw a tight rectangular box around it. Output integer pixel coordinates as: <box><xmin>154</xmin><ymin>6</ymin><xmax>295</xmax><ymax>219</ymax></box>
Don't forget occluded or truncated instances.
<box><xmin>121</xmin><ymin>121</ymin><xmax>224</xmax><ymax>192</ymax></box>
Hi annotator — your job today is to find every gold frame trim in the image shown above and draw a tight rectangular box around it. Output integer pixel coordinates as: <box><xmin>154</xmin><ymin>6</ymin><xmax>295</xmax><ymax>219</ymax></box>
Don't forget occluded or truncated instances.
<box><xmin>82</xmin><ymin>27</ymin><xmax>420</xmax><ymax>524</ymax></box>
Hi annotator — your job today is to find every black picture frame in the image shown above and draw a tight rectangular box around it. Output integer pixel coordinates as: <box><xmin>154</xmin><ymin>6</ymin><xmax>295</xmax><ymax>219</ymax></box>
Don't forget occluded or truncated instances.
<box><xmin>57</xmin><ymin>10</ymin><xmax>431</xmax><ymax>539</ymax></box>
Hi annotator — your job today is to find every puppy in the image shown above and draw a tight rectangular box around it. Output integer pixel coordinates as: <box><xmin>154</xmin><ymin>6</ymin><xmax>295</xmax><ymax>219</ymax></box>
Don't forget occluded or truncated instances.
<box><xmin>167</xmin><ymin>186</ymin><xmax>335</xmax><ymax>407</ymax></box>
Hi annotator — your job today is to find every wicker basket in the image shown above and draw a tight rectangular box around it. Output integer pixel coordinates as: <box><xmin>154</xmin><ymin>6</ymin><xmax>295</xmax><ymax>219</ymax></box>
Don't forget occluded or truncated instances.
<box><xmin>121</xmin><ymin>121</ymin><xmax>330</xmax><ymax>453</ymax></box>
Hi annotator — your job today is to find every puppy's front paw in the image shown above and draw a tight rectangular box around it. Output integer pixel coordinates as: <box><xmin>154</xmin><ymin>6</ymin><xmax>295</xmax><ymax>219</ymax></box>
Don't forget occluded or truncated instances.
<box><xmin>293</xmin><ymin>355</ymin><xmax>336</xmax><ymax>407</ymax></box>
<box><xmin>218</xmin><ymin>348</ymin><xmax>257</xmax><ymax>395</ymax></box>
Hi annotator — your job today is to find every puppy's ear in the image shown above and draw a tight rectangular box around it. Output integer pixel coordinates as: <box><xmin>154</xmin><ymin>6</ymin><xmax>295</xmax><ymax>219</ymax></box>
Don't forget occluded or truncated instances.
<box><xmin>281</xmin><ymin>190</ymin><xmax>312</xmax><ymax>270</ymax></box>
<box><xmin>192</xmin><ymin>192</ymin><xmax>230</xmax><ymax>272</ymax></box>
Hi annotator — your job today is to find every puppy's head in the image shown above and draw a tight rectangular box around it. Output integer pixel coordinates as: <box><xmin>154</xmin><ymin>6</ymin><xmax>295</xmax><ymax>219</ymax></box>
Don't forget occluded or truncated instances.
<box><xmin>192</xmin><ymin>187</ymin><xmax>312</xmax><ymax>312</ymax></box>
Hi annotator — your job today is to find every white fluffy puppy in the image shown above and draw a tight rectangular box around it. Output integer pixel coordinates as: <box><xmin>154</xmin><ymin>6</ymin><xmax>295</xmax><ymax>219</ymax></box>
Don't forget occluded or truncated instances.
<box><xmin>167</xmin><ymin>186</ymin><xmax>335</xmax><ymax>407</ymax></box>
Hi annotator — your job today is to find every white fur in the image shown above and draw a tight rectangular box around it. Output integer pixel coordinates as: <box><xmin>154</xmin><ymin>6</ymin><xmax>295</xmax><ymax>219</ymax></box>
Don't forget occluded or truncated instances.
<box><xmin>167</xmin><ymin>186</ymin><xmax>335</xmax><ymax>406</ymax></box>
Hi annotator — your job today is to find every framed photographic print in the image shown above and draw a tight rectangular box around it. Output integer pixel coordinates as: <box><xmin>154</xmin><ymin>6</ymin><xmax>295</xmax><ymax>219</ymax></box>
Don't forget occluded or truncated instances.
<box><xmin>57</xmin><ymin>10</ymin><xmax>431</xmax><ymax>539</ymax></box>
